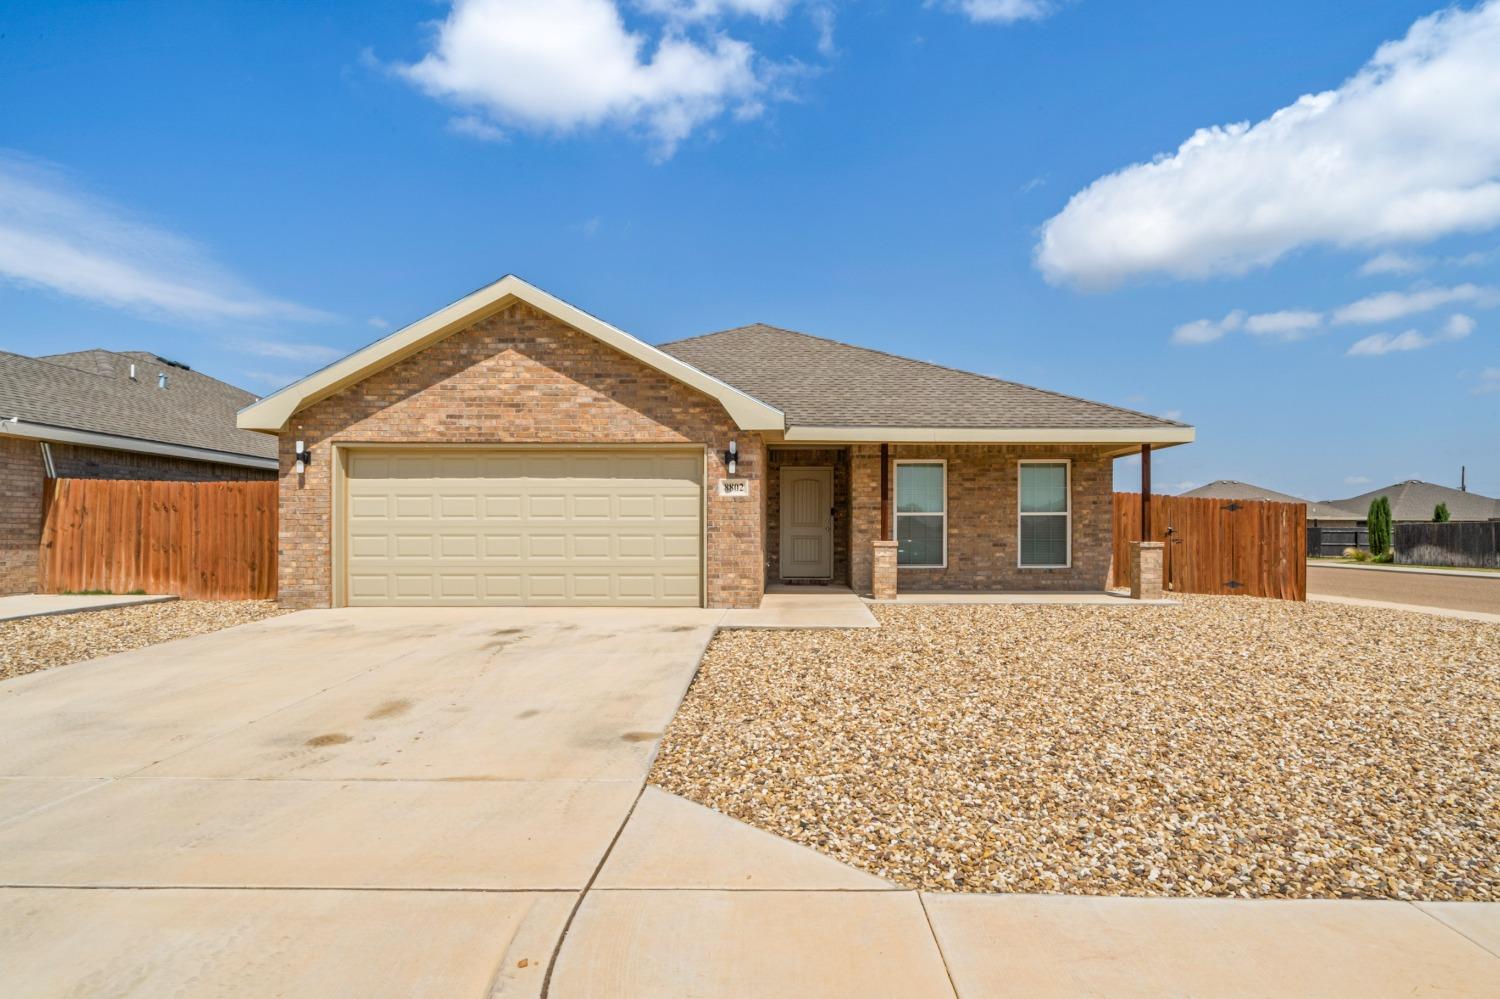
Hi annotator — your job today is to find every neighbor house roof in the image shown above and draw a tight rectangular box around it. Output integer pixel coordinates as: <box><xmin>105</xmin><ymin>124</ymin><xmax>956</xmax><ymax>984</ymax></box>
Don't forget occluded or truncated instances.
<box><xmin>659</xmin><ymin>324</ymin><xmax>1192</xmax><ymax>446</ymax></box>
<box><xmin>0</xmin><ymin>349</ymin><xmax>276</xmax><ymax>468</ymax></box>
<box><xmin>237</xmin><ymin>276</ymin><xmax>1194</xmax><ymax>450</ymax></box>
<box><xmin>1179</xmin><ymin>480</ymin><xmax>1364</xmax><ymax>521</ymax></box>
<box><xmin>1327</xmin><ymin>480</ymin><xmax>1500</xmax><ymax>522</ymax></box>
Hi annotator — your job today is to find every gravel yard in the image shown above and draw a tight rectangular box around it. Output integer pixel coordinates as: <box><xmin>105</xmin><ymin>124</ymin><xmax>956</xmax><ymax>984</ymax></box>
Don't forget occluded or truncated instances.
<box><xmin>0</xmin><ymin>601</ymin><xmax>289</xmax><ymax>681</ymax></box>
<box><xmin>651</xmin><ymin>596</ymin><xmax>1500</xmax><ymax>900</ymax></box>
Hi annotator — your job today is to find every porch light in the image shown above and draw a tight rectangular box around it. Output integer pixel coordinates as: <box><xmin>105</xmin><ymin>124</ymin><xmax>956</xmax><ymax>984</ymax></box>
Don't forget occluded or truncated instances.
<box><xmin>294</xmin><ymin>440</ymin><xmax>312</xmax><ymax>474</ymax></box>
<box><xmin>724</xmin><ymin>440</ymin><xmax>738</xmax><ymax>475</ymax></box>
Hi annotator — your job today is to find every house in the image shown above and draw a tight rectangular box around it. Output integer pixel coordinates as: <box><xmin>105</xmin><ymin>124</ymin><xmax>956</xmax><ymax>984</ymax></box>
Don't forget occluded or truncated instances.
<box><xmin>1327</xmin><ymin>479</ymin><xmax>1500</xmax><ymax>524</ymax></box>
<box><xmin>1179</xmin><ymin>480</ymin><xmax>1364</xmax><ymax>526</ymax></box>
<box><xmin>0</xmin><ymin>349</ymin><xmax>277</xmax><ymax>595</ymax></box>
<box><xmin>237</xmin><ymin>276</ymin><xmax>1193</xmax><ymax>609</ymax></box>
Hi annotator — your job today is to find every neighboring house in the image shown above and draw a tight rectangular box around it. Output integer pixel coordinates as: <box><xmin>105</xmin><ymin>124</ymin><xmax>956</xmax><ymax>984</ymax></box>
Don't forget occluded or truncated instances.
<box><xmin>1327</xmin><ymin>479</ymin><xmax>1500</xmax><ymax>523</ymax></box>
<box><xmin>237</xmin><ymin>276</ymin><xmax>1193</xmax><ymax>609</ymax></box>
<box><xmin>1179</xmin><ymin>480</ymin><xmax>1365</xmax><ymax>526</ymax></box>
<box><xmin>0</xmin><ymin>349</ymin><xmax>277</xmax><ymax>595</ymax></box>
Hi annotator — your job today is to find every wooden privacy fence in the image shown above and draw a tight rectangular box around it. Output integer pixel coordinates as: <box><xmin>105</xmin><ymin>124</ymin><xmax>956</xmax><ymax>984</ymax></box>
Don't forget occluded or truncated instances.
<box><xmin>1395</xmin><ymin>521</ymin><xmax>1500</xmax><ymax>569</ymax></box>
<box><xmin>39</xmin><ymin>478</ymin><xmax>278</xmax><ymax>600</ymax></box>
<box><xmin>1112</xmin><ymin>493</ymin><xmax>1306</xmax><ymax>600</ymax></box>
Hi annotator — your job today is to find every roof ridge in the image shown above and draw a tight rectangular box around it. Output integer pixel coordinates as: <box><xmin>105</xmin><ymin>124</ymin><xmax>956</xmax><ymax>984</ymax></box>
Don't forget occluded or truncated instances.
<box><xmin>661</xmin><ymin>324</ymin><xmax>1187</xmax><ymax>429</ymax></box>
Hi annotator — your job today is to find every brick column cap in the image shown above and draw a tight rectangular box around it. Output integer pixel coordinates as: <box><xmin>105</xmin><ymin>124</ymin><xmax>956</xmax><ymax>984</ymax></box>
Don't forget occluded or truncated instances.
<box><xmin>872</xmin><ymin>540</ymin><xmax>899</xmax><ymax>548</ymax></box>
<box><xmin>1132</xmin><ymin>541</ymin><xmax>1166</xmax><ymax>550</ymax></box>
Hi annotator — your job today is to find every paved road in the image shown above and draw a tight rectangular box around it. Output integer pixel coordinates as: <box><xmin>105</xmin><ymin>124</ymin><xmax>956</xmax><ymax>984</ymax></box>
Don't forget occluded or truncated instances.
<box><xmin>1308</xmin><ymin>564</ymin><xmax>1500</xmax><ymax>614</ymax></box>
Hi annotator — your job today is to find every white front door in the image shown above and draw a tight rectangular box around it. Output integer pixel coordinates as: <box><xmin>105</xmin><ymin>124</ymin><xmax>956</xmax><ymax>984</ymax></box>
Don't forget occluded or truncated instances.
<box><xmin>779</xmin><ymin>466</ymin><xmax>833</xmax><ymax>579</ymax></box>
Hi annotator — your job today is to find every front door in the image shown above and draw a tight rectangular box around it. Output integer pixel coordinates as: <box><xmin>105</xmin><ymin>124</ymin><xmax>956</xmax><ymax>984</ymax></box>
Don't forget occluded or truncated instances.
<box><xmin>779</xmin><ymin>466</ymin><xmax>833</xmax><ymax>579</ymax></box>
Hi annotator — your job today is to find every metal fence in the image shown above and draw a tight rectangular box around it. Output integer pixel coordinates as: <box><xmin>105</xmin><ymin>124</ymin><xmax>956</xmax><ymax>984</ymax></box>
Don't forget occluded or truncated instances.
<box><xmin>1394</xmin><ymin>521</ymin><xmax>1500</xmax><ymax>569</ymax></box>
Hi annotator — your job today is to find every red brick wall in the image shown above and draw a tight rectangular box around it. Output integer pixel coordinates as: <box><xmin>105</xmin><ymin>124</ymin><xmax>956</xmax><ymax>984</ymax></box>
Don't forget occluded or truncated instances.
<box><xmin>765</xmin><ymin>448</ymin><xmax>850</xmax><ymax>585</ymax></box>
<box><xmin>850</xmin><ymin>443</ymin><xmax>1115</xmax><ymax>594</ymax></box>
<box><xmin>0</xmin><ymin>436</ymin><xmax>45</xmax><ymax>595</ymax></box>
<box><xmin>277</xmin><ymin>302</ymin><xmax>763</xmax><ymax>609</ymax></box>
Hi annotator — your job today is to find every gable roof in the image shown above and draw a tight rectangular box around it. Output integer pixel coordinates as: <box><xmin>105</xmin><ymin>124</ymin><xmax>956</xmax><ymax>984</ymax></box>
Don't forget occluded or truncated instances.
<box><xmin>0</xmin><ymin>349</ymin><xmax>275</xmax><ymax>467</ymax></box>
<box><xmin>659</xmin><ymin>324</ymin><xmax>1192</xmax><ymax>445</ymax></box>
<box><xmin>1180</xmin><ymin>480</ymin><xmax>1364</xmax><ymax>521</ymax></box>
<box><xmin>237</xmin><ymin>275</ymin><xmax>784</xmax><ymax>433</ymax></box>
<box><xmin>1327</xmin><ymin>480</ymin><xmax>1500</xmax><ymax>522</ymax></box>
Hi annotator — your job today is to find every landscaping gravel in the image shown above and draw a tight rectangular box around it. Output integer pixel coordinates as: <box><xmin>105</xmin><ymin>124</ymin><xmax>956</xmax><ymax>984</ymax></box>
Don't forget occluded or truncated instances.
<box><xmin>0</xmin><ymin>601</ymin><xmax>289</xmax><ymax>681</ymax></box>
<box><xmin>651</xmin><ymin>596</ymin><xmax>1500</xmax><ymax>900</ymax></box>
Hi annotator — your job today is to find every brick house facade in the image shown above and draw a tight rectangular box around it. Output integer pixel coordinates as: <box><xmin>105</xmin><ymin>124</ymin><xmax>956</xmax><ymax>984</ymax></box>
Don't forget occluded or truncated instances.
<box><xmin>240</xmin><ymin>276</ymin><xmax>1192</xmax><ymax>609</ymax></box>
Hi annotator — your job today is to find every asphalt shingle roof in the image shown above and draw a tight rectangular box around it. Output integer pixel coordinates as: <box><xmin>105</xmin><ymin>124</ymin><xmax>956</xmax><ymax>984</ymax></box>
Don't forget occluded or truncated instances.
<box><xmin>0</xmin><ymin>349</ymin><xmax>275</xmax><ymax>461</ymax></box>
<box><xmin>1327</xmin><ymin>480</ymin><xmax>1500</xmax><ymax>522</ymax></box>
<box><xmin>658</xmin><ymin>324</ymin><xmax>1186</xmax><ymax>431</ymax></box>
<box><xmin>1179</xmin><ymin>480</ymin><xmax>1365</xmax><ymax>521</ymax></box>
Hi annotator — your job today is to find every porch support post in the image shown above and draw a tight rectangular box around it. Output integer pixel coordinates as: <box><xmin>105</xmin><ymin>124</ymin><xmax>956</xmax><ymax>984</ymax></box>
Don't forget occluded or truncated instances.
<box><xmin>880</xmin><ymin>442</ymin><xmax>891</xmax><ymax>541</ymax></box>
<box><xmin>1132</xmin><ymin>443</ymin><xmax>1164</xmax><ymax>599</ymax></box>
<box><xmin>872</xmin><ymin>442</ymin><xmax>897</xmax><ymax>600</ymax></box>
<box><xmin>1140</xmin><ymin>443</ymin><xmax>1152</xmax><ymax>540</ymax></box>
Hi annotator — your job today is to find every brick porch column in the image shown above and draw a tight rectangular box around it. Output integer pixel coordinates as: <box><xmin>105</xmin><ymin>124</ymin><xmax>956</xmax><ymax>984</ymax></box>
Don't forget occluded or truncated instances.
<box><xmin>872</xmin><ymin>540</ymin><xmax>899</xmax><ymax>600</ymax></box>
<box><xmin>1130</xmin><ymin>541</ymin><xmax>1164</xmax><ymax>600</ymax></box>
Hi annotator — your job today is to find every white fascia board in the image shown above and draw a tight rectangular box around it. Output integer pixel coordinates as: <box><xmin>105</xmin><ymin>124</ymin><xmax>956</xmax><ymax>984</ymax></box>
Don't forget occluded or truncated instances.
<box><xmin>0</xmin><ymin>419</ymin><xmax>278</xmax><ymax>471</ymax></box>
<box><xmin>782</xmin><ymin>426</ymin><xmax>1196</xmax><ymax>445</ymax></box>
<box><xmin>236</xmin><ymin>275</ymin><xmax>785</xmax><ymax>433</ymax></box>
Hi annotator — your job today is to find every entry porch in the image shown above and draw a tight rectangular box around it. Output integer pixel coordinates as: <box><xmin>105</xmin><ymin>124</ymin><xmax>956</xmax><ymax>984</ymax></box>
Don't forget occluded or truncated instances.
<box><xmin>762</xmin><ymin>443</ymin><xmax>1164</xmax><ymax>602</ymax></box>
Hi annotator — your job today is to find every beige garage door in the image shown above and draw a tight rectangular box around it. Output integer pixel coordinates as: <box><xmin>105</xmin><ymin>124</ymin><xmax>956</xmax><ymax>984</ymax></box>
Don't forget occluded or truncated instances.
<box><xmin>344</xmin><ymin>449</ymin><xmax>702</xmax><ymax>607</ymax></box>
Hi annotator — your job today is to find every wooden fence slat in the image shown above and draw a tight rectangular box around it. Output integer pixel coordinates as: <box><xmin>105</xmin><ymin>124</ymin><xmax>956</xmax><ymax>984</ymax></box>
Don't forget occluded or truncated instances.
<box><xmin>38</xmin><ymin>478</ymin><xmax>277</xmax><ymax>601</ymax></box>
<box><xmin>1113</xmin><ymin>492</ymin><xmax>1306</xmax><ymax>601</ymax></box>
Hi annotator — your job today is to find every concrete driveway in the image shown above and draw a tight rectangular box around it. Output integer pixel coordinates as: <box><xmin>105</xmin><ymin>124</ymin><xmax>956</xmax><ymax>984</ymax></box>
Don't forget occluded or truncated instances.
<box><xmin>0</xmin><ymin>606</ymin><xmax>721</xmax><ymax>998</ymax></box>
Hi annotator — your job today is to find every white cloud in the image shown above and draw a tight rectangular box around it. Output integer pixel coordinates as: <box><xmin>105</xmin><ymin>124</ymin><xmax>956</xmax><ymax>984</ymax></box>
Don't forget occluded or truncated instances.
<box><xmin>400</xmin><ymin>0</ymin><xmax>784</xmax><ymax>157</ymax></box>
<box><xmin>1161</xmin><ymin>409</ymin><xmax>1184</xmax><ymax>422</ymax></box>
<box><xmin>1344</xmin><ymin>475</ymin><xmax>1372</xmax><ymax>485</ymax></box>
<box><xmin>1037</xmin><ymin>2</ymin><xmax>1500</xmax><ymax>287</ymax></box>
<box><xmin>1346</xmin><ymin>312</ymin><xmax>1474</xmax><ymax>356</ymax></box>
<box><xmin>639</xmin><ymin>0</ymin><xmax>797</xmax><ymax>20</ymax></box>
<box><xmin>229</xmin><ymin>338</ymin><xmax>344</xmax><ymax>363</ymax></box>
<box><xmin>1474</xmin><ymin>367</ymin><xmax>1500</xmax><ymax>394</ymax></box>
<box><xmin>367</xmin><ymin>316</ymin><xmax>390</xmax><ymax>329</ymax></box>
<box><xmin>1171</xmin><ymin>310</ymin><xmax>1243</xmax><ymax>345</ymax></box>
<box><xmin>0</xmin><ymin>153</ymin><xmax>328</xmax><ymax>324</ymax></box>
<box><xmin>448</xmin><ymin>114</ymin><xmax>508</xmax><ymax>142</ymax></box>
<box><xmin>1359</xmin><ymin>251</ymin><xmax>1427</xmax><ymax>276</ymax></box>
<box><xmin>936</xmin><ymin>0</ymin><xmax>1055</xmax><ymax>24</ymax></box>
<box><xmin>1167</xmin><ymin>480</ymin><xmax>1199</xmax><ymax>493</ymax></box>
<box><xmin>1244</xmin><ymin>309</ymin><xmax>1323</xmax><ymax>340</ymax></box>
<box><xmin>1331</xmin><ymin>283</ymin><xmax>1497</xmax><ymax>324</ymax></box>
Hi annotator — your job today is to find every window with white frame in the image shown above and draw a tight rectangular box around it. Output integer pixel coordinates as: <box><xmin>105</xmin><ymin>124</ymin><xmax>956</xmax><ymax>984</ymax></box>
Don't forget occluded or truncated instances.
<box><xmin>895</xmin><ymin>460</ymin><xmax>945</xmax><ymax>567</ymax></box>
<box><xmin>1018</xmin><ymin>460</ymin><xmax>1070</xmax><ymax>568</ymax></box>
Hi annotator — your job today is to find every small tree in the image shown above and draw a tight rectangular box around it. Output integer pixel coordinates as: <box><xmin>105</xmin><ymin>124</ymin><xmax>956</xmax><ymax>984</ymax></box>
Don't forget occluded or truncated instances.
<box><xmin>1434</xmin><ymin>502</ymin><xmax>1450</xmax><ymax>522</ymax></box>
<box><xmin>1368</xmin><ymin>496</ymin><xmax>1392</xmax><ymax>557</ymax></box>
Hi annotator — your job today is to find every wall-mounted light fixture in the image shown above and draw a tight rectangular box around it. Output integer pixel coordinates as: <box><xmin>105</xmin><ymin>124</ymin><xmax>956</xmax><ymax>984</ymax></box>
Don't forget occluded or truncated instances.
<box><xmin>294</xmin><ymin>440</ymin><xmax>313</xmax><ymax>474</ymax></box>
<box><xmin>723</xmin><ymin>440</ymin><xmax>738</xmax><ymax>476</ymax></box>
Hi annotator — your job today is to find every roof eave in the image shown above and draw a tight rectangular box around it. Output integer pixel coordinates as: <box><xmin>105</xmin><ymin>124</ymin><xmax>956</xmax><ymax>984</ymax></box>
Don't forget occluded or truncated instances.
<box><xmin>781</xmin><ymin>425</ymin><xmax>1195</xmax><ymax>449</ymax></box>
<box><xmin>236</xmin><ymin>275</ymin><xmax>785</xmax><ymax>434</ymax></box>
<box><xmin>1</xmin><ymin>419</ymin><xmax>277</xmax><ymax>471</ymax></box>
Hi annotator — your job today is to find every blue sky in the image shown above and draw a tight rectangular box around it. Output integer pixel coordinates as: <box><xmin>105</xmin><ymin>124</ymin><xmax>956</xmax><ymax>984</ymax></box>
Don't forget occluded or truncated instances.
<box><xmin>2</xmin><ymin>0</ymin><xmax>1497</xmax><ymax>499</ymax></box>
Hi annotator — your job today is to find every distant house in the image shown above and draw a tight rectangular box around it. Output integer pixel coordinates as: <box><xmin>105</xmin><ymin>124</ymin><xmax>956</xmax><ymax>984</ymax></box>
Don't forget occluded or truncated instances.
<box><xmin>0</xmin><ymin>349</ymin><xmax>276</xmax><ymax>595</ymax></box>
<box><xmin>1178</xmin><ymin>480</ymin><xmax>1364</xmax><ymax>526</ymax></box>
<box><xmin>1327</xmin><ymin>480</ymin><xmax>1500</xmax><ymax>524</ymax></box>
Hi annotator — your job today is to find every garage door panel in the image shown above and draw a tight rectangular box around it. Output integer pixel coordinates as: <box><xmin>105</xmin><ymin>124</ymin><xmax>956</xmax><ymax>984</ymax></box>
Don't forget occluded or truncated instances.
<box><xmin>346</xmin><ymin>448</ymin><xmax>702</xmax><ymax>607</ymax></box>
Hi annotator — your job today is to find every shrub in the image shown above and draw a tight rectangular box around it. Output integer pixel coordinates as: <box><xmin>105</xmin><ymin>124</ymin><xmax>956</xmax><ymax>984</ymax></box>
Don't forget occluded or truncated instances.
<box><xmin>1434</xmin><ymin>502</ymin><xmax>1450</xmax><ymax>522</ymax></box>
<box><xmin>1343</xmin><ymin>547</ymin><xmax>1372</xmax><ymax>562</ymax></box>
<box><xmin>1368</xmin><ymin>496</ymin><xmax>1392</xmax><ymax>557</ymax></box>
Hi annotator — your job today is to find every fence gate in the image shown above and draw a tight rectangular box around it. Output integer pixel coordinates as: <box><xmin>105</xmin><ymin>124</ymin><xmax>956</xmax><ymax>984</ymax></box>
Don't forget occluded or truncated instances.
<box><xmin>1113</xmin><ymin>493</ymin><xmax>1306</xmax><ymax>600</ymax></box>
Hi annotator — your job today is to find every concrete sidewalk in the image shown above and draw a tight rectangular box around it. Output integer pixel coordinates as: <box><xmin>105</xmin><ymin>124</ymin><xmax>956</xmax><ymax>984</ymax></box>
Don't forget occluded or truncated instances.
<box><xmin>547</xmin><ymin>787</ymin><xmax>1500</xmax><ymax>997</ymax></box>
<box><xmin>0</xmin><ymin>592</ymin><xmax>175</xmax><ymax>622</ymax></box>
